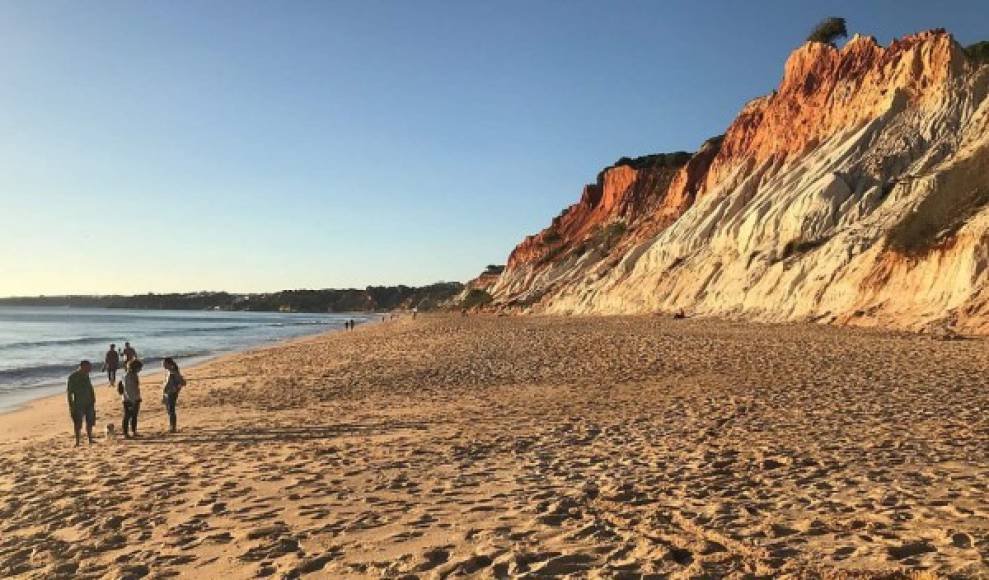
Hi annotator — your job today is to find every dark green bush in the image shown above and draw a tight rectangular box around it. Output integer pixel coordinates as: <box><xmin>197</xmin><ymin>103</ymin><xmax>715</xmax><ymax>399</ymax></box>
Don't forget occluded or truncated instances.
<box><xmin>603</xmin><ymin>222</ymin><xmax>626</xmax><ymax>239</ymax></box>
<box><xmin>806</xmin><ymin>17</ymin><xmax>847</xmax><ymax>45</ymax></box>
<box><xmin>596</xmin><ymin>152</ymin><xmax>692</xmax><ymax>184</ymax></box>
<box><xmin>462</xmin><ymin>289</ymin><xmax>494</xmax><ymax>309</ymax></box>
<box><xmin>965</xmin><ymin>41</ymin><xmax>989</xmax><ymax>64</ymax></box>
<box><xmin>612</xmin><ymin>152</ymin><xmax>692</xmax><ymax>172</ymax></box>
<box><xmin>590</xmin><ymin>222</ymin><xmax>627</xmax><ymax>251</ymax></box>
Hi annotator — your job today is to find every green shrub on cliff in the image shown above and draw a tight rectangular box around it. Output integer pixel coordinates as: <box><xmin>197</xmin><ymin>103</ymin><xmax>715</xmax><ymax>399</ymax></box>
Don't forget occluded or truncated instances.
<box><xmin>604</xmin><ymin>222</ymin><xmax>626</xmax><ymax>239</ymax></box>
<box><xmin>590</xmin><ymin>222</ymin><xmax>627</xmax><ymax>251</ymax></box>
<box><xmin>596</xmin><ymin>152</ymin><xmax>692</xmax><ymax>184</ymax></box>
<box><xmin>806</xmin><ymin>17</ymin><xmax>847</xmax><ymax>46</ymax></box>
<box><xmin>612</xmin><ymin>152</ymin><xmax>692</xmax><ymax>172</ymax></box>
<box><xmin>965</xmin><ymin>41</ymin><xmax>989</xmax><ymax>64</ymax></box>
<box><xmin>462</xmin><ymin>289</ymin><xmax>493</xmax><ymax>309</ymax></box>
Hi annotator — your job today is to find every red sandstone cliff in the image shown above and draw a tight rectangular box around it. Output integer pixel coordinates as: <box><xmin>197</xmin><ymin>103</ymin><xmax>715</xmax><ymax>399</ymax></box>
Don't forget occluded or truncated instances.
<box><xmin>507</xmin><ymin>155</ymin><xmax>684</xmax><ymax>268</ymax></box>
<box><xmin>489</xmin><ymin>30</ymin><xmax>989</xmax><ymax>333</ymax></box>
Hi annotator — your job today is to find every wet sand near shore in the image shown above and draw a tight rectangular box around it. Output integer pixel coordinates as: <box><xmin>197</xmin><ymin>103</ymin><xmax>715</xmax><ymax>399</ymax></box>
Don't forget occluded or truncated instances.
<box><xmin>0</xmin><ymin>314</ymin><xmax>986</xmax><ymax>578</ymax></box>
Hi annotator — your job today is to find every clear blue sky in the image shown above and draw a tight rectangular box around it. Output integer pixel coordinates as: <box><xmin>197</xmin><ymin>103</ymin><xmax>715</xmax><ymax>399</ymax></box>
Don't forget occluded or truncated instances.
<box><xmin>1</xmin><ymin>1</ymin><xmax>985</xmax><ymax>295</ymax></box>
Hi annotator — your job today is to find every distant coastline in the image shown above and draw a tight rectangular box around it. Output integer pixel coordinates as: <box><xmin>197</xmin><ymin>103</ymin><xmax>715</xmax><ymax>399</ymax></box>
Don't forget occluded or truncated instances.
<box><xmin>0</xmin><ymin>282</ymin><xmax>463</xmax><ymax>313</ymax></box>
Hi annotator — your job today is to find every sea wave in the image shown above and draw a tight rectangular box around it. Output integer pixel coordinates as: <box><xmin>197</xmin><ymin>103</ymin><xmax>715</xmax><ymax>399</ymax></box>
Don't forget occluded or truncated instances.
<box><xmin>0</xmin><ymin>309</ymin><xmax>350</xmax><ymax>401</ymax></box>
<box><xmin>0</xmin><ymin>363</ymin><xmax>79</xmax><ymax>384</ymax></box>
<box><xmin>0</xmin><ymin>336</ymin><xmax>121</xmax><ymax>351</ymax></box>
<box><xmin>0</xmin><ymin>350</ymin><xmax>214</xmax><ymax>387</ymax></box>
<box><xmin>0</xmin><ymin>320</ymin><xmax>336</xmax><ymax>353</ymax></box>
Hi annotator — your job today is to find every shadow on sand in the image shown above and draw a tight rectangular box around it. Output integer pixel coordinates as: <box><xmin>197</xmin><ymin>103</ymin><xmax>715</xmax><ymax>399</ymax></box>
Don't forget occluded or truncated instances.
<box><xmin>129</xmin><ymin>420</ymin><xmax>430</xmax><ymax>446</ymax></box>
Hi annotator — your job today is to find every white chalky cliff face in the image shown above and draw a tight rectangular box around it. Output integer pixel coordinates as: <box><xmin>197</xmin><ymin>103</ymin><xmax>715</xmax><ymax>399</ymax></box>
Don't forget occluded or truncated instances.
<box><xmin>490</xmin><ymin>30</ymin><xmax>989</xmax><ymax>333</ymax></box>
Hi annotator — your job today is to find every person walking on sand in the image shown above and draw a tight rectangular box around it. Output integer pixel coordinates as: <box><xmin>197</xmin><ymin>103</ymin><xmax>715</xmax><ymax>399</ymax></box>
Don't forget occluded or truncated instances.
<box><xmin>121</xmin><ymin>359</ymin><xmax>143</xmax><ymax>438</ymax></box>
<box><xmin>122</xmin><ymin>342</ymin><xmax>137</xmax><ymax>364</ymax></box>
<box><xmin>67</xmin><ymin>360</ymin><xmax>96</xmax><ymax>447</ymax></box>
<box><xmin>102</xmin><ymin>344</ymin><xmax>120</xmax><ymax>385</ymax></box>
<box><xmin>162</xmin><ymin>357</ymin><xmax>186</xmax><ymax>433</ymax></box>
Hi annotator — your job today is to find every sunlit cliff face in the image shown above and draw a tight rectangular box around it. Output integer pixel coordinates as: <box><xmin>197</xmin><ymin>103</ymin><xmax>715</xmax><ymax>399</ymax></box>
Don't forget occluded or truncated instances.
<box><xmin>491</xmin><ymin>30</ymin><xmax>989</xmax><ymax>333</ymax></box>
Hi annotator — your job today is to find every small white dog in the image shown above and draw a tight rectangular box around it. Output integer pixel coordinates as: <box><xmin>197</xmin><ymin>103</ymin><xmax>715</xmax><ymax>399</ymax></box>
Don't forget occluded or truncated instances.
<box><xmin>105</xmin><ymin>423</ymin><xmax>117</xmax><ymax>441</ymax></box>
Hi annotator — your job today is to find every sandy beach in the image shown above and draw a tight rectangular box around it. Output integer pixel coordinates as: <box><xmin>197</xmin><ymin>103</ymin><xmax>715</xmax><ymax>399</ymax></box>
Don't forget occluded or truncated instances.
<box><xmin>0</xmin><ymin>314</ymin><xmax>986</xmax><ymax>579</ymax></box>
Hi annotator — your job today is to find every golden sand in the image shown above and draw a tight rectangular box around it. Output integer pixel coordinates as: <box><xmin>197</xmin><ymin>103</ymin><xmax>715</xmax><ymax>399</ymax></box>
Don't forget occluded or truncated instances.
<box><xmin>0</xmin><ymin>315</ymin><xmax>986</xmax><ymax>578</ymax></box>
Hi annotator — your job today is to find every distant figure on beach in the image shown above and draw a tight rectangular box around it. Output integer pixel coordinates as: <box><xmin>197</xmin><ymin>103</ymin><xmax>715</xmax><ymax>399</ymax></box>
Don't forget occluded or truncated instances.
<box><xmin>348</xmin><ymin>319</ymin><xmax>355</xmax><ymax>330</ymax></box>
<box><xmin>102</xmin><ymin>344</ymin><xmax>120</xmax><ymax>385</ymax></box>
<box><xmin>122</xmin><ymin>342</ymin><xmax>137</xmax><ymax>364</ymax></box>
<box><xmin>121</xmin><ymin>359</ymin><xmax>143</xmax><ymax>438</ymax></box>
<box><xmin>162</xmin><ymin>357</ymin><xmax>186</xmax><ymax>433</ymax></box>
<box><xmin>67</xmin><ymin>360</ymin><xmax>96</xmax><ymax>447</ymax></box>
<box><xmin>412</xmin><ymin>307</ymin><xmax>418</xmax><ymax>319</ymax></box>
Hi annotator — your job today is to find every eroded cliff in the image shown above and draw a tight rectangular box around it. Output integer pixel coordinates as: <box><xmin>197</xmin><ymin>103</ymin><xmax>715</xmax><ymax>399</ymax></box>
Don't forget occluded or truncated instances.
<box><xmin>490</xmin><ymin>30</ymin><xmax>989</xmax><ymax>333</ymax></box>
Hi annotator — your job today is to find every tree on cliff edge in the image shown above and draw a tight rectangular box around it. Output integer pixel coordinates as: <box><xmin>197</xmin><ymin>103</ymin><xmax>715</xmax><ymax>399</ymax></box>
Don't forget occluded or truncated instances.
<box><xmin>966</xmin><ymin>41</ymin><xmax>989</xmax><ymax>65</ymax></box>
<box><xmin>807</xmin><ymin>17</ymin><xmax>847</xmax><ymax>46</ymax></box>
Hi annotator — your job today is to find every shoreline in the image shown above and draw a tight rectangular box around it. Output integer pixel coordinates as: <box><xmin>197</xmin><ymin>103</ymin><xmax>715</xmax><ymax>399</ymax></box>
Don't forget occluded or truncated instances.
<box><xmin>0</xmin><ymin>315</ymin><xmax>381</xmax><ymax>437</ymax></box>
<box><xmin>0</xmin><ymin>306</ymin><xmax>384</xmax><ymax>416</ymax></box>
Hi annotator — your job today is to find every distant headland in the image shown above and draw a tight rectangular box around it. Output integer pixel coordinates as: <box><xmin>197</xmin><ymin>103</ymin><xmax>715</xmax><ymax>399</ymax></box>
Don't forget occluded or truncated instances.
<box><xmin>0</xmin><ymin>283</ymin><xmax>464</xmax><ymax>313</ymax></box>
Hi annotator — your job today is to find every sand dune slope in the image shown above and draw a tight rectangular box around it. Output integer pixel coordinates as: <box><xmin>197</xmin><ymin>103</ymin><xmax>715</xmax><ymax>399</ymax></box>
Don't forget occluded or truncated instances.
<box><xmin>0</xmin><ymin>316</ymin><xmax>987</xmax><ymax>578</ymax></box>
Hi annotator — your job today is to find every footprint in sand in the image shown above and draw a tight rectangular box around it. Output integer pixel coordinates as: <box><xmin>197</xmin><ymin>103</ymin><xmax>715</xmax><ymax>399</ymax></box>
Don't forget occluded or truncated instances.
<box><xmin>887</xmin><ymin>540</ymin><xmax>936</xmax><ymax>560</ymax></box>
<box><xmin>415</xmin><ymin>546</ymin><xmax>451</xmax><ymax>571</ymax></box>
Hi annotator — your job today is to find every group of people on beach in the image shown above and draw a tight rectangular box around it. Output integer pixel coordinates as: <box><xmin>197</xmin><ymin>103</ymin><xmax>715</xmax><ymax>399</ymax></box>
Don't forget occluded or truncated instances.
<box><xmin>65</xmin><ymin>342</ymin><xmax>186</xmax><ymax>446</ymax></box>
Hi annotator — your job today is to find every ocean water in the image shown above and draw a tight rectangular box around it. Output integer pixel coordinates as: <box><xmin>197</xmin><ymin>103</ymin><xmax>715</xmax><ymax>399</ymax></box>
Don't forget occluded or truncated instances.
<box><xmin>0</xmin><ymin>306</ymin><xmax>370</xmax><ymax>412</ymax></box>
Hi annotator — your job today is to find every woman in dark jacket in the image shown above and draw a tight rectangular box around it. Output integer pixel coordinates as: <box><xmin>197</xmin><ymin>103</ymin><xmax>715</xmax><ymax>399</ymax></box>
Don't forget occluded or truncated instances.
<box><xmin>161</xmin><ymin>357</ymin><xmax>186</xmax><ymax>433</ymax></box>
<box><xmin>121</xmin><ymin>358</ymin><xmax>143</xmax><ymax>438</ymax></box>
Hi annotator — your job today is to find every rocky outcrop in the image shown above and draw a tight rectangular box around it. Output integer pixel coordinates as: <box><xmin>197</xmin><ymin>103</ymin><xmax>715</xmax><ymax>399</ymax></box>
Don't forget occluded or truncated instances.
<box><xmin>506</xmin><ymin>153</ymin><xmax>692</xmax><ymax>269</ymax></box>
<box><xmin>490</xmin><ymin>29</ymin><xmax>989</xmax><ymax>333</ymax></box>
<box><xmin>495</xmin><ymin>152</ymin><xmax>705</xmax><ymax>307</ymax></box>
<box><xmin>465</xmin><ymin>266</ymin><xmax>504</xmax><ymax>293</ymax></box>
